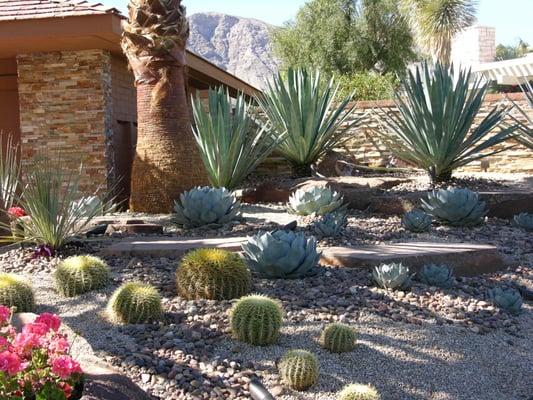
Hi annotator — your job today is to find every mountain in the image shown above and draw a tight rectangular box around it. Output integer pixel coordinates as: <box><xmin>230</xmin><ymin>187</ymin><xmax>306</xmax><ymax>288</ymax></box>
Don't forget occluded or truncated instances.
<box><xmin>187</xmin><ymin>12</ymin><xmax>279</xmax><ymax>89</ymax></box>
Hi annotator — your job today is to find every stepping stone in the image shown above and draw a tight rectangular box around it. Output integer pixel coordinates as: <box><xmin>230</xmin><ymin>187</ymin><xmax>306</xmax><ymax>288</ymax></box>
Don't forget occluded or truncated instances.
<box><xmin>320</xmin><ymin>242</ymin><xmax>510</xmax><ymax>276</ymax></box>
<box><xmin>103</xmin><ymin>236</ymin><xmax>247</xmax><ymax>257</ymax></box>
<box><xmin>105</xmin><ymin>224</ymin><xmax>163</xmax><ymax>235</ymax></box>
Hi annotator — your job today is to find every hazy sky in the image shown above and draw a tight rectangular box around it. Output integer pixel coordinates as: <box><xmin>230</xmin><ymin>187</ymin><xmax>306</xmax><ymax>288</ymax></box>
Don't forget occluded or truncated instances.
<box><xmin>107</xmin><ymin>0</ymin><xmax>533</xmax><ymax>45</ymax></box>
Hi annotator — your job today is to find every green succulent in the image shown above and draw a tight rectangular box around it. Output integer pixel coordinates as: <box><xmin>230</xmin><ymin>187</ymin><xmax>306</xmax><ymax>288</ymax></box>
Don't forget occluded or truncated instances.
<box><xmin>312</xmin><ymin>212</ymin><xmax>348</xmax><ymax>238</ymax></box>
<box><xmin>174</xmin><ymin>186</ymin><xmax>241</xmax><ymax>228</ymax></box>
<box><xmin>230</xmin><ymin>294</ymin><xmax>283</xmax><ymax>346</ymax></box>
<box><xmin>421</xmin><ymin>187</ymin><xmax>487</xmax><ymax>227</ymax></box>
<box><xmin>338</xmin><ymin>383</ymin><xmax>381</xmax><ymax>400</ymax></box>
<box><xmin>0</xmin><ymin>273</ymin><xmax>35</xmax><ymax>312</ymax></box>
<box><xmin>402</xmin><ymin>209</ymin><xmax>432</xmax><ymax>232</ymax></box>
<box><xmin>288</xmin><ymin>186</ymin><xmax>344</xmax><ymax>216</ymax></box>
<box><xmin>487</xmin><ymin>287</ymin><xmax>522</xmax><ymax>315</ymax></box>
<box><xmin>320</xmin><ymin>323</ymin><xmax>356</xmax><ymax>353</ymax></box>
<box><xmin>54</xmin><ymin>255</ymin><xmax>110</xmax><ymax>297</ymax></box>
<box><xmin>513</xmin><ymin>213</ymin><xmax>533</xmax><ymax>232</ymax></box>
<box><xmin>242</xmin><ymin>230</ymin><xmax>320</xmax><ymax>279</ymax></box>
<box><xmin>107</xmin><ymin>282</ymin><xmax>163</xmax><ymax>324</ymax></box>
<box><xmin>417</xmin><ymin>264</ymin><xmax>454</xmax><ymax>289</ymax></box>
<box><xmin>372</xmin><ymin>263</ymin><xmax>412</xmax><ymax>290</ymax></box>
<box><xmin>279</xmin><ymin>349</ymin><xmax>319</xmax><ymax>391</ymax></box>
<box><xmin>176</xmin><ymin>248</ymin><xmax>251</xmax><ymax>300</ymax></box>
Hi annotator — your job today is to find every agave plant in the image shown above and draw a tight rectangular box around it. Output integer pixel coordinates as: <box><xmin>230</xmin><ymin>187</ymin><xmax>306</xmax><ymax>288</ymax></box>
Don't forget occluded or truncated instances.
<box><xmin>372</xmin><ymin>263</ymin><xmax>412</xmax><ymax>290</ymax></box>
<box><xmin>421</xmin><ymin>187</ymin><xmax>487</xmax><ymax>227</ymax></box>
<box><xmin>417</xmin><ymin>264</ymin><xmax>454</xmax><ymax>289</ymax></box>
<box><xmin>487</xmin><ymin>287</ymin><xmax>522</xmax><ymax>315</ymax></box>
<box><xmin>513</xmin><ymin>212</ymin><xmax>533</xmax><ymax>232</ymax></box>
<box><xmin>241</xmin><ymin>230</ymin><xmax>320</xmax><ymax>279</ymax></box>
<box><xmin>288</xmin><ymin>186</ymin><xmax>344</xmax><ymax>216</ymax></box>
<box><xmin>174</xmin><ymin>186</ymin><xmax>240</xmax><ymax>228</ymax></box>
<box><xmin>511</xmin><ymin>80</ymin><xmax>533</xmax><ymax>150</ymax></box>
<box><xmin>376</xmin><ymin>62</ymin><xmax>518</xmax><ymax>182</ymax></box>
<box><xmin>70</xmin><ymin>195</ymin><xmax>104</xmax><ymax>217</ymax></box>
<box><xmin>402</xmin><ymin>209</ymin><xmax>432</xmax><ymax>232</ymax></box>
<box><xmin>191</xmin><ymin>87</ymin><xmax>282</xmax><ymax>190</ymax></box>
<box><xmin>311</xmin><ymin>212</ymin><xmax>347</xmax><ymax>238</ymax></box>
<box><xmin>256</xmin><ymin>67</ymin><xmax>359</xmax><ymax>176</ymax></box>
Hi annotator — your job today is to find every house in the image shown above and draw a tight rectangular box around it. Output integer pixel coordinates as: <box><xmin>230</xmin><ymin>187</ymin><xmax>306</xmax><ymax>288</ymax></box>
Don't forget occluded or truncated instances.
<box><xmin>0</xmin><ymin>0</ymin><xmax>259</xmax><ymax>203</ymax></box>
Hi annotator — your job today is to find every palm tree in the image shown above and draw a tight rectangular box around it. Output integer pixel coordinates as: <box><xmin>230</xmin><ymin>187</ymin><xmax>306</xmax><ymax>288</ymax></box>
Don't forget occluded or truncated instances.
<box><xmin>122</xmin><ymin>0</ymin><xmax>207</xmax><ymax>213</ymax></box>
<box><xmin>400</xmin><ymin>0</ymin><xmax>478</xmax><ymax>64</ymax></box>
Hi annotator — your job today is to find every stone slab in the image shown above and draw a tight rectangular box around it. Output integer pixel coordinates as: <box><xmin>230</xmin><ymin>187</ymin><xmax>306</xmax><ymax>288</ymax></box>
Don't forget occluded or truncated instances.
<box><xmin>105</xmin><ymin>224</ymin><xmax>163</xmax><ymax>235</ymax></box>
<box><xmin>103</xmin><ymin>237</ymin><xmax>248</xmax><ymax>257</ymax></box>
<box><xmin>320</xmin><ymin>241</ymin><xmax>509</xmax><ymax>276</ymax></box>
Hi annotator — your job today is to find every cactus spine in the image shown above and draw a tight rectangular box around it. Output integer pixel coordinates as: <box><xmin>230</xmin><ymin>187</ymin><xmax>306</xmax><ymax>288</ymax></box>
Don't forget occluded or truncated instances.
<box><xmin>54</xmin><ymin>255</ymin><xmax>110</xmax><ymax>297</ymax></box>
<box><xmin>107</xmin><ymin>282</ymin><xmax>163</xmax><ymax>324</ymax></box>
<box><xmin>320</xmin><ymin>323</ymin><xmax>356</xmax><ymax>353</ymax></box>
<box><xmin>279</xmin><ymin>349</ymin><xmax>319</xmax><ymax>391</ymax></box>
<box><xmin>0</xmin><ymin>273</ymin><xmax>35</xmax><ymax>312</ymax></box>
<box><xmin>338</xmin><ymin>384</ymin><xmax>381</xmax><ymax>400</ymax></box>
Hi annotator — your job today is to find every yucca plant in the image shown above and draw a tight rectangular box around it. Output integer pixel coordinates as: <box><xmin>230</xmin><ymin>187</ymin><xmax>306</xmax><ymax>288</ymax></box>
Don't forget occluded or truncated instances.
<box><xmin>377</xmin><ymin>62</ymin><xmax>518</xmax><ymax>182</ymax></box>
<box><xmin>0</xmin><ymin>135</ymin><xmax>20</xmax><ymax>213</ymax></box>
<box><xmin>257</xmin><ymin>67</ymin><xmax>359</xmax><ymax>176</ymax></box>
<box><xmin>191</xmin><ymin>87</ymin><xmax>282</xmax><ymax>190</ymax></box>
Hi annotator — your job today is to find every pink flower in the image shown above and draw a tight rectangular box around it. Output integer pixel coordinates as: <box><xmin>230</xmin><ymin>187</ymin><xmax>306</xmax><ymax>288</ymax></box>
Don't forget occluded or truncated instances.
<box><xmin>0</xmin><ymin>336</ymin><xmax>10</xmax><ymax>350</ymax></box>
<box><xmin>49</xmin><ymin>335</ymin><xmax>70</xmax><ymax>354</ymax></box>
<box><xmin>0</xmin><ymin>305</ymin><xmax>10</xmax><ymax>324</ymax></box>
<box><xmin>13</xmin><ymin>332</ymin><xmax>41</xmax><ymax>353</ymax></box>
<box><xmin>51</xmin><ymin>355</ymin><xmax>82</xmax><ymax>379</ymax></box>
<box><xmin>0</xmin><ymin>350</ymin><xmax>23</xmax><ymax>375</ymax></box>
<box><xmin>34</xmin><ymin>313</ymin><xmax>61</xmax><ymax>332</ymax></box>
<box><xmin>7</xmin><ymin>207</ymin><xmax>25</xmax><ymax>218</ymax></box>
<box><xmin>22</xmin><ymin>322</ymin><xmax>49</xmax><ymax>337</ymax></box>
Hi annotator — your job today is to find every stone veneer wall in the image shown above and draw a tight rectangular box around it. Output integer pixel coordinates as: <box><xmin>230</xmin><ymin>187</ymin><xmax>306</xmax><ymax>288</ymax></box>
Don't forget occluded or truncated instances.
<box><xmin>16</xmin><ymin>50</ymin><xmax>113</xmax><ymax>193</ymax></box>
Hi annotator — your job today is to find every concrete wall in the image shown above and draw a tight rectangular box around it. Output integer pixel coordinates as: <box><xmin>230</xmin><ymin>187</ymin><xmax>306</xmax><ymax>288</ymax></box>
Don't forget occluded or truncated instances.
<box><xmin>452</xmin><ymin>26</ymin><xmax>496</xmax><ymax>66</ymax></box>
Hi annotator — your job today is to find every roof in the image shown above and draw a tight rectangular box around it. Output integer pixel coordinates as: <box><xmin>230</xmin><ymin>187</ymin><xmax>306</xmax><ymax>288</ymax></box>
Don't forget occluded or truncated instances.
<box><xmin>0</xmin><ymin>0</ymin><xmax>120</xmax><ymax>21</ymax></box>
<box><xmin>472</xmin><ymin>53</ymin><xmax>533</xmax><ymax>85</ymax></box>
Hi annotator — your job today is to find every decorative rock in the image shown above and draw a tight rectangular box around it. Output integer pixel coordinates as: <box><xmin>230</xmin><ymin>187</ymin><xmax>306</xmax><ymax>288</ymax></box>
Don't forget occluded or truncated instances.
<box><xmin>105</xmin><ymin>224</ymin><xmax>163</xmax><ymax>235</ymax></box>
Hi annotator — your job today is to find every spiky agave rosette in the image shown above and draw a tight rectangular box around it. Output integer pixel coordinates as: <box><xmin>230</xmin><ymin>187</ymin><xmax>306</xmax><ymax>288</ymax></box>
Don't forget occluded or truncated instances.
<box><xmin>372</xmin><ymin>263</ymin><xmax>413</xmax><ymax>290</ymax></box>
<box><xmin>288</xmin><ymin>186</ymin><xmax>344</xmax><ymax>216</ymax></box>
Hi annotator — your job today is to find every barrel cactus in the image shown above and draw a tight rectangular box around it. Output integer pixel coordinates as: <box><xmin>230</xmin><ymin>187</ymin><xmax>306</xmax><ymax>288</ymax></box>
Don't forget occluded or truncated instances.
<box><xmin>230</xmin><ymin>294</ymin><xmax>283</xmax><ymax>346</ymax></box>
<box><xmin>242</xmin><ymin>230</ymin><xmax>320</xmax><ymax>279</ymax></box>
<box><xmin>417</xmin><ymin>264</ymin><xmax>454</xmax><ymax>289</ymax></box>
<box><xmin>107</xmin><ymin>282</ymin><xmax>163</xmax><ymax>324</ymax></box>
<box><xmin>288</xmin><ymin>186</ymin><xmax>344</xmax><ymax>216</ymax></box>
<box><xmin>54</xmin><ymin>255</ymin><xmax>110</xmax><ymax>297</ymax></box>
<box><xmin>312</xmin><ymin>212</ymin><xmax>347</xmax><ymax>238</ymax></box>
<box><xmin>0</xmin><ymin>273</ymin><xmax>35</xmax><ymax>312</ymax></box>
<box><xmin>402</xmin><ymin>209</ymin><xmax>432</xmax><ymax>233</ymax></box>
<box><xmin>338</xmin><ymin>384</ymin><xmax>381</xmax><ymax>400</ymax></box>
<box><xmin>176</xmin><ymin>248</ymin><xmax>251</xmax><ymax>300</ymax></box>
<box><xmin>487</xmin><ymin>287</ymin><xmax>522</xmax><ymax>314</ymax></box>
<box><xmin>320</xmin><ymin>323</ymin><xmax>356</xmax><ymax>353</ymax></box>
<box><xmin>421</xmin><ymin>187</ymin><xmax>487</xmax><ymax>227</ymax></box>
<box><xmin>372</xmin><ymin>263</ymin><xmax>412</xmax><ymax>290</ymax></box>
<box><xmin>279</xmin><ymin>349</ymin><xmax>319</xmax><ymax>391</ymax></box>
<box><xmin>514</xmin><ymin>212</ymin><xmax>533</xmax><ymax>232</ymax></box>
<box><xmin>174</xmin><ymin>186</ymin><xmax>241</xmax><ymax>228</ymax></box>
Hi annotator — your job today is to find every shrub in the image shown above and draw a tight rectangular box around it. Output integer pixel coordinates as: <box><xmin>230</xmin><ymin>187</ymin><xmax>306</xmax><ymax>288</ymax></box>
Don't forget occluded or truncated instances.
<box><xmin>242</xmin><ymin>230</ymin><xmax>320</xmax><ymax>279</ymax></box>
<box><xmin>372</xmin><ymin>263</ymin><xmax>412</xmax><ymax>290</ymax></box>
<box><xmin>337</xmin><ymin>72</ymin><xmax>398</xmax><ymax>101</ymax></box>
<box><xmin>279</xmin><ymin>349</ymin><xmax>319</xmax><ymax>391</ymax></box>
<box><xmin>191</xmin><ymin>87</ymin><xmax>282</xmax><ymax>190</ymax></box>
<box><xmin>0</xmin><ymin>308</ymin><xmax>84</xmax><ymax>399</ymax></box>
<box><xmin>107</xmin><ymin>282</ymin><xmax>163</xmax><ymax>324</ymax></box>
<box><xmin>514</xmin><ymin>212</ymin><xmax>533</xmax><ymax>232</ymax></box>
<box><xmin>421</xmin><ymin>187</ymin><xmax>487</xmax><ymax>227</ymax></box>
<box><xmin>487</xmin><ymin>287</ymin><xmax>522</xmax><ymax>315</ymax></box>
<box><xmin>320</xmin><ymin>323</ymin><xmax>356</xmax><ymax>353</ymax></box>
<box><xmin>417</xmin><ymin>264</ymin><xmax>454</xmax><ymax>289</ymax></box>
<box><xmin>312</xmin><ymin>211</ymin><xmax>348</xmax><ymax>238</ymax></box>
<box><xmin>174</xmin><ymin>186</ymin><xmax>241</xmax><ymax>228</ymax></box>
<box><xmin>288</xmin><ymin>186</ymin><xmax>344</xmax><ymax>216</ymax></box>
<box><xmin>338</xmin><ymin>383</ymin><xmax>381</xmax><ymax>400</ymax></box>
<box><xmin>54</xmin><ymin>255</ymin><xmax>110</xmax><ymax>297</ymax></box>
<box><xmin>402</xmin><ymin>209</ymin><xmax>432</xmax><ymax>233</ymax></box>
<box><xmin>0</xmin><ymin>273</ymin><xmax>35</xmax><ymax>312</ymax></box>
<box><xmin>230</xmin><ymin>294</ymin><xmax>283</xmax><ymax>346</ymax></box>
<box><xmin>176</xmin><ymin>248</ymin><xmax>251</xmax><ymax>300</ymax></box>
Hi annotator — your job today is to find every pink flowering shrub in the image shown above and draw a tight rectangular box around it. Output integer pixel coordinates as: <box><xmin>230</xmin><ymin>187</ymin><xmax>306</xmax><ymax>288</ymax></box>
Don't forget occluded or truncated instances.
<box><xmin>0</xmin><ymin>307</ymin><xmax>83</xmax><ymax>399</ymax></box>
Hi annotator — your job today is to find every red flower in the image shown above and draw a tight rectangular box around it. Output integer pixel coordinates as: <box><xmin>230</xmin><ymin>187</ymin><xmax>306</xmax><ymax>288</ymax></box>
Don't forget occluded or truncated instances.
<box><xmin>51</xmin><ymin>355</ymin><xmax>82</xmax><ymax>379</ymax></box>
<box><xmin>0</xmin><ymin>350</ymin><xmax>23</xmax><ymax>375</ymax></box>
<box><xmin>34</xmin><ymin>313</ymin><xmax>61</xmax><ymax>332</ymax></box>
<box><xmin>0</xmin><ymin>305</ymin><xmax>11</xmax><ymax>324</ymax></box>
<box><xmin>7</xmin><ymin>207</ymin><xmax>25</xmax><ymax>218</ymax></box>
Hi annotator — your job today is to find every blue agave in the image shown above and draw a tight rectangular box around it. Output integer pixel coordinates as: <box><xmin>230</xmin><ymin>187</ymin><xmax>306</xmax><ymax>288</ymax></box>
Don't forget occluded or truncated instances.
<box><xmin>402</xmin><ymin>209</ymin><xmax>432</xmax><ymax>232</ymax></box>
<box><xmin>487</xmin><ymin>287</ymin><xmax>522</xmax><ymax>314</ymax></box>
<box><xmin>513</xmin><ymin>213</ymin><xmax>533</xmax><ymax>232</ymax></box>
<box><xmin>417</xmin><ymin>264</ymin><xmax>454</xmax><ymax>289</ymax></box>
<box><xmin>372</xmin><ymin>263</ymin><xmax>412</xmax><ymax>290</ymax></box>
<box><xmin>311</xmin><ymin>212</ymin><xmax>347</xmax><ymax>238</ymax></box>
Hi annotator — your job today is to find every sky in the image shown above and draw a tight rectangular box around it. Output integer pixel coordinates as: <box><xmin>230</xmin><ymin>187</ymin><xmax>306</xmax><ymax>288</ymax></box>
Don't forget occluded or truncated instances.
<box><xmin>107</xmin><ymin>0</ymin><xmax>533</xmax><ymax>45</ymax></box>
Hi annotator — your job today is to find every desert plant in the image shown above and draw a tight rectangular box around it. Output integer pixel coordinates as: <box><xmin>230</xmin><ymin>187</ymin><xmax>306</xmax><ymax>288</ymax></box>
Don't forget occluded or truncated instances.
<box><xmin>107</xmin><ymin>282</ymin><xmax>163</xmax><ymax>324</ymax></box>
<box><xmin>176</xmin><ymin>248</ymin><xmax>251</xmax><ymax>300</ymax></box>
<box><xmin>372</xmin><ymin>263</ymin><xmax>412</xmax><ymax>290</ymax></box>
<box><xmin>402</xmin><ymin>209</ymin><xmax>432</xmax><ymax>232</ymax></box>
<box><xmin>279</xmin><ymin>349</ymin><xmax>319</xmax><ymax>391</ymax></box>
<box><xmin>0</xmin><ymin>273</ymin><xmax>35</xmax><ymax>312</ymax></box>
<box><xmin>512</xmin><ymin>80</ymin><xmax>533</xmax><ymax>149</ymax></box>
<box><xmin>312</xmin><ymin>211</ymin><xmax>348</xmax><ymax>238</ymax></box>
<box><xmin>174</xmin><ymin>186</ymin><xmax>241</xmax><ymax>228</ymax></box>
<box><xmin>338</xmin><ymin>383</ymin><xmax>381</xmax><ymax>400</ymax></box>
<box><xmin>71</xmin><ymin>195</ymin><xmax>104</xmax><ymax>217</ymax></box>
<box><xmin>421</xmin><ymin>187</ymin><xmax>487</xmax><ymax>226</ymax></box>
<box><xmin>191</xmin><ymin>87</ymin><xmax>282</xmax><ymax>190</ymax></box>
<box><xmin>230</xmin><ymin>294</ymin><xmax>283</xmax><ymax>346</ymax></box>
<box><xmin>320</xmin><ymin>323</ymin><xmax>356</xmax><ymax>353</ymax></box>
<box><xmin>54</xmin><ymin>255</ymin><xmax>110</xmax><ymax>297</ymax></box>
<box><xmin>487</xmin><ymin>287</ymin><xmax>522</xmax><ymax>315</ymax></box>
<box><xmin>257</xmin><ymin>67</ymin><xmax>358</xmax><ymax>176</ymax></box>
<box><xmin>288</xmin><ymin>186</ymin><xmax>344</xmax><ymax>216</ymax></box>
<box><xmin>0</xmin><ymin>135</ymin><xmax>20</xmax><ymax>213</ymax></box>
<box><xmin>417</xmin><ymin>264</ymin><xmax>454</xmax><ymax>289</ymax></box>
<box><xmin>242</xmin><ymin>230</ymin><xmax>320</xmax><ymax>279</ymax></box>
<box><xmin>376</xmin><ymin>62</ymin><xmax>518</xmax><ymax>182</ymax></box>
<box><xmin>513</xmin><ymin>212</ymin><xmax>533</xmax><ymax>232</ymax></box>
